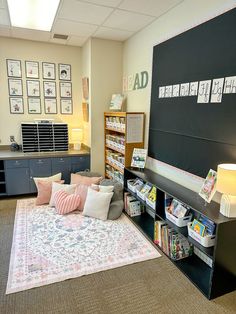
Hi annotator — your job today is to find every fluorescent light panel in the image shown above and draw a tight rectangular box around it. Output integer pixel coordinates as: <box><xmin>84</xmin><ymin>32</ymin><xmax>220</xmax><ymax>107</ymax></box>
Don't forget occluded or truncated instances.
<box><xmin>7</xmin><ymin>0</ymin><xmax>60</xmax><ymax>31</ymax></box>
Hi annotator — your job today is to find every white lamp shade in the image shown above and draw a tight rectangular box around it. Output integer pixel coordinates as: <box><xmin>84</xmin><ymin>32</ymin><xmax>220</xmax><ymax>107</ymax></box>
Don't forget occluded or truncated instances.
<box><xmin>71</xmin><ymin>128</ymin><xmax>83</xmax><ymax>142</ymax></box>
<box><xmin>216</xmin><ymin>164</ymin><xmax>236</xmax><ymax>195</ymax></box>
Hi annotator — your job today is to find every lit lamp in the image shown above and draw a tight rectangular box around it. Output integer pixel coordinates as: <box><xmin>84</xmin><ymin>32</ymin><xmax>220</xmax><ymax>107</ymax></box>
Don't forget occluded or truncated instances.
<box><xmin>71</xmin><ymin>128</ymin><xmax>83</xmax><ymax>150</ymax></box>
<box><xmin>216</xmin><ymin>164</ymin><xmax>236</xmax><ymax>218</ymax></box>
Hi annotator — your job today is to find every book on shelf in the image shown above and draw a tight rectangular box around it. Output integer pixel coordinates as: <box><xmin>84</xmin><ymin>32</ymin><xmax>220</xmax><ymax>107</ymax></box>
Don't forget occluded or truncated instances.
<box><xmin>154</xmin><ymin>220</ymin><xmax>167</xmax><ymax>246</ymax></box>
<box><xmin>147</xmin><ymin>186</ymin><xmax>156</xmax><ymax>203</ymax></box>
<box><xmin>168</xmin><ymin>199</ymin><xmax>190</xmax><ymax>218</ymax></box>
<box><xmin>198</xmin><ymin>215</ymin><xmax>216</xmax><ymax>236</ymax></box>
<box><xmin>140</xmin><ymin>183</ymin><xmax>152</xmax><ymax>195</ymax></box>
<box><xmin>191</xmin><ymin>218</ymin><xmax>206</xmax><ymax>237</ymax></box>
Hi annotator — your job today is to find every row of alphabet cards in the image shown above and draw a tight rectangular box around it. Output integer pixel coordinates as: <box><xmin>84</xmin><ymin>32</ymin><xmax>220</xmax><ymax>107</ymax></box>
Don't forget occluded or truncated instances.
<box><xmin>6</xmin><ymin>59</ymin><xmax>71</xmax><ymax>81</ymax></box>
<box><xmin>9</xmin><ymin>97</ymin><xmax>73</xmax><ymax>115</ymax></box>
<box><xmin>158</xmin><ymin>75</ymin><xmax>236</xmax><ymax>103</ymax></box>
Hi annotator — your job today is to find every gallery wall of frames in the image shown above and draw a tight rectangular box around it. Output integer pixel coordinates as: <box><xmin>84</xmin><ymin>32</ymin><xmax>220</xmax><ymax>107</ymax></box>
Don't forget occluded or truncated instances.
<box><xmin>6</xmin><ymin>59</ymin><xmax>73</xmax><ymax>115</ymax></box>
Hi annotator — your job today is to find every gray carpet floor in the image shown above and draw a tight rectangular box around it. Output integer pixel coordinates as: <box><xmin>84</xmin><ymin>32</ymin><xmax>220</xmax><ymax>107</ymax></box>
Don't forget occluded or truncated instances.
<box><xmin>0</xmin><ymin>197</ymin><xmax>236</xmax><ymax>314</ymax></box>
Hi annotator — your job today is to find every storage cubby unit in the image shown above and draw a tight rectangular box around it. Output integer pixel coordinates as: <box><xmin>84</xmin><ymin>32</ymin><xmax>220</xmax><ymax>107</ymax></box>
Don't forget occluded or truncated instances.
<box><xmin>104</xmin><ymin>112</ymin><xmax>144</xmax><ymax>184</ymax></box>
<box><xmin>124</xmin><ymin>167</ymin><xmax>236</xmax><ymax>299</ymax></box>
<box><xmin>0</xmin><ymin>160</ymin><xmax>7</xmax><ymax>196</ymax></box>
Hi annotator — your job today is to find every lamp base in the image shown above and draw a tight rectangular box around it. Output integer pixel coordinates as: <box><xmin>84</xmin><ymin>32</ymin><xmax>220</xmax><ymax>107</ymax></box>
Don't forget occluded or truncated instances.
<box><xmin>73</xmin><ymin>143</ymin><xmax>81</xmax><ymax>150</ymax></box>
<box><xmin>220</xmin><ymin>194</ymin><xmax>236</xmax><ymax>218</ymax></box>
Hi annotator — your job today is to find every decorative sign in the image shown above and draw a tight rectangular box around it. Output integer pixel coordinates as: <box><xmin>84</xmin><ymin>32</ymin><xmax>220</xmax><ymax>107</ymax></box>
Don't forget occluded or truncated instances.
<box><xmin>131</xmin><ymin>148</ymin><xmax>147</xmax><ymax>169</ymax></box>
<box><xmin>123</xmin><ymin>71</ymin><xmax>149</xmax><ymax>92</ymax></box>
<box><xmin>25</xmin><ymin>61</ymin><xmax>39</xmax><ymax>78</ymax></box>
<box><xmin>7</xmin><ymin>59</ymin><xmax>22</xmax><ymax>77</ymax></box>
<box><xmin>9</xmin><ymin>97</ymin><xmax>24</xmax><ymax>114</ymax></box>
<box><xmin>42</xmin><ymin>62</ymin><xmax>55</xmax><ymax>80</ymax></box>
<box><xmin>59</xmin><ymin>64</ymin><xmax>71</xmax><ymax>81</ymax></box>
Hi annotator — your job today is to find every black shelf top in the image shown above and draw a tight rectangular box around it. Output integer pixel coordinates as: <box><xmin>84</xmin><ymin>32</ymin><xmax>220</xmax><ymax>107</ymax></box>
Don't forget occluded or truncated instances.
<box><xmin>125</xmin><ymin>167</ymin><xmax>235</xmax><ymax>224</ymax></box>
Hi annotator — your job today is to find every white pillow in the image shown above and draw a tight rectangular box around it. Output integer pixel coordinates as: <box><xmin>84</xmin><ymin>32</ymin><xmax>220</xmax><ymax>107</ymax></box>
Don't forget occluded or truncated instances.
<box><xmin>49</xmin><ymin>182</ymin><xmax>77</xmax><ymax>207</ymax></box>
<box><xmin>83</xmin><ymin>187</ymin><xmax>113</xmax><ymax>220</ymax></box>
<box><xmin>91</xmin><ymin>184</ymin><xmax>114</xmax><ymax>193</ymax></box>
<box><xmin>34</xmin><ymin>173</ymin><xmax>62</xmax><ymax>189</ymax></box>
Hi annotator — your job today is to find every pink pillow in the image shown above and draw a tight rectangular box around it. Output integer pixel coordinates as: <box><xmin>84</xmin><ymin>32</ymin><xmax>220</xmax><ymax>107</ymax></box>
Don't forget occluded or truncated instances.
<box><xmin>36</xmin><ymin>180</ymin><xmax>64</xmax><ymax>205</ymax></box>
<box><xmin>54</xmin><ymin>190</ymin><xmax>81</xmax><ymax>215</ymax></box>
<box><xmin>74</xmin><ymin>184</ymin><xmax>89</xmax><ymax>211</ymax></box>
<box><xmin>70</xmin><ymin>173</ymin><xmax>102</xmax><ymax>186</ymax></box>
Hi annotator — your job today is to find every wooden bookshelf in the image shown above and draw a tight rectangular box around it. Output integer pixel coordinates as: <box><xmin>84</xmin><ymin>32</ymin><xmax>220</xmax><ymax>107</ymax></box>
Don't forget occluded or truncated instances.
<box><xmin>104</xmin><ymin>112</ymin><xmax>145</xmax><ymax>184</ymax></box>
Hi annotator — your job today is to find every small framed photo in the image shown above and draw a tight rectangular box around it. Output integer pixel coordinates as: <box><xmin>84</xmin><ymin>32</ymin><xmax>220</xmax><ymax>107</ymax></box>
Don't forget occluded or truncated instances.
<box><xmin>42</xmin><ymin>62</ymin><xmax>55</xmax><ymax>80</ymax></box>
<box><xmin>25</xmin><ymin>61</ymin><xmax>39</xmax><ymax>78</ymax></box>
<box><xmin>28</xmin><ymin>98</ymin><xmax>41</xmax><ymax>114</ymax></box>
<box><xmin>44</xmin><ymin>98</ymin><xmax>57</xmax><ymax>114</ymax></box>
<box><xmin>7</xmin><ymin>59</ymin><xmax>22</xmax><ymax>77</ymax></box>
<box><xmin>43</xmin><ymin>81</ymin><xmax>56</xmax><ymax>98</ymax></box>
<box><xmin>60</xmin><ymin>99</ymin><xmax>73</xmax><ymax>114</ymax></box>
<box><xmin>26</xmin><ymin>80</ymin><xmax>40</xmax><ymax>97</ymax></box>
<box><xmin>8</xmin><ymin>79</ymin><xmax>23</xmax><ymax>96</ymax></box>
<box><xmin>9</xmin><ymin>97</ymin><xmax>24</xmax><ymax>114</ymax></box>
<box><xmin>59</xmin><ymin>64</ymin><xmax>71</xmax><ymax>81</ymax></box>
<box><xmin>131</xmin><ymin>148</ymin><xmax>147</xmax><ymax>169</ymax></box>
<box><xmin>60</xmin><ymin>82</ymin><xmax>72</xmax><ymax>98</ymax></box>
<box><xmin>199</xmin><ymin>169</ymin><xmax>217</xmax><ymax>203</ymax></box>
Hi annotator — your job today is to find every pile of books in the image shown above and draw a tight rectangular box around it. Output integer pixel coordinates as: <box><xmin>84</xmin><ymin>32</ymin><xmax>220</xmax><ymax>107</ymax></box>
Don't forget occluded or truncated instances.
<box><xmin>127</xmin><ymin>179</ymin><xmax>156</xmax><ymax>210</ymax></box>
<box><xmin>105</xmin><ymin>116</ymin><xmax>125</xmax><ymax>131</ymax></box>
<box><xmin>154</xmin><ymin>221</ymin><xmax>193</xmax><ymax>260</ymax></box>
<box><xmin>190</xmin><ymin>215</ymin><xmax>216</xmax><ymax>237</ymax></box>
<box><xmin>167</xmin><ymin>198</ymin><xmax>190</xmax><ymax>218</ymax></box>
<box><xmin>124</xmin><ymin>192</ymin><xmax>145</xmax><ymax>217</ymax></box>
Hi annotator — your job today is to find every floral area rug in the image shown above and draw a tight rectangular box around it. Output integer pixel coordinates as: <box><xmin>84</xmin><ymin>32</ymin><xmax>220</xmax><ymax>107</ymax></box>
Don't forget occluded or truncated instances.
<box><xmin>6</xmin><ymin>199</ymin><xmax>160</xmax><ymax>294</ymax></box>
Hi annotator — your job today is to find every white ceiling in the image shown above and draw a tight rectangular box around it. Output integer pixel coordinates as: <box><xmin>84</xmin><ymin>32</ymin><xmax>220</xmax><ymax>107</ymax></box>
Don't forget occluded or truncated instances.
<box><xmin>0</xmin><ymin>0</ymin><xmax>183</xmax><ymax>47</ymax></box>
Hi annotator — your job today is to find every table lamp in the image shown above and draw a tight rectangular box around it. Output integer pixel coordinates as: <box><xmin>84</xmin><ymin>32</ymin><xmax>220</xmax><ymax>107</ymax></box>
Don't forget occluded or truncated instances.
<box><xmin>71</xmin><ymin>128</ymin><xmax>83</xmax><ymax>150</ymax></box>
<box><xmin>216</xmin><ymin>164</ymin><xmax>236</xmax><ymax>218</ymax></box>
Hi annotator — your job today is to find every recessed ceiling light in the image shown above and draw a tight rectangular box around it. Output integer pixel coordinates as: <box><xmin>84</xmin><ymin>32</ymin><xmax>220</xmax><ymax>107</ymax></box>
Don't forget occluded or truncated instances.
<box><xmin>7</xmin><ymin>0</ymin><xmax>60</xmax><ymax>32</ymax></box>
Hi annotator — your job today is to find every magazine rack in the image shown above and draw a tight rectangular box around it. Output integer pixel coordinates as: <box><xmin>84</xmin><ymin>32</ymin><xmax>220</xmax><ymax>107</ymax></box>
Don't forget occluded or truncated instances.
<box><xmin>124</xmin><ymin>167</ymin><xmax>236</xmax><ymax>299</ymax></box>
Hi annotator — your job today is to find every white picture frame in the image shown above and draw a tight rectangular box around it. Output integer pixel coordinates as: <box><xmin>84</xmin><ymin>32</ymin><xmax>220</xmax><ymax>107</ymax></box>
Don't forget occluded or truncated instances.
<box><xmin>43</xmin><ymin>81</ymin><xmax>56</xmax><ymax>98</ymax></box>
<box><xmin>8</xmin><ymin>79</ymin><xmax>23</xmax><ymax>96</ymax></box>
<box><xmin>44</xmin><ymin>98</ymin><xmax>57</xmax><ymax>114</ymax></box>
<box><xmin>28</xmin><ymin>98</ymin><xmax>41</xmax><ymax>114</ymax></box>
<box><xmin>25</xmin><ymin>61</ymin><xmax>39</xmax><ymax>79</ymax></box>
<box><xmin>131</xmin><ymin>148</ymin><xmax>147</xmax><ymax>169</ymax></box>
<box><xmin>59</xmin><ymin>64</ymin><xmax>71</xmax><ymax>81</ymax></box>
<box><xmin>26</xmin><ymin>80</ymin><xmax>40</xmax><ymax>97</ymax></box>
<box><xmin>60</xmin><ymin>99</ymin><xmax>73</xmax><ymax>114</ymax></box>
<box><xmin>7</xmin><ymin>59</ymin><xmax>22</xmax><ymax>77</ymax></box>
<box><xmin>42</xmin><ymin>62</ymin><xmax>55</xmax><ymax>80</ymax></box>
<box><xmin>9</xmin><ymin>97</ymin><xmax>24</xmax><ymax>114</ymax></box>
<box><xmin>60</xmin><ymin>82</ymin><xmax>72</xmax><ymax>98</ymax></box>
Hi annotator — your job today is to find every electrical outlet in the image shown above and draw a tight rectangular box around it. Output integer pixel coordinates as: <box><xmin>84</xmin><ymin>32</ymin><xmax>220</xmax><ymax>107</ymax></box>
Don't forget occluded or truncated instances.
<box><xmin>10</xmin><ymin>135</ymin><xmax>15</xmax><ymax>142</ymax></box>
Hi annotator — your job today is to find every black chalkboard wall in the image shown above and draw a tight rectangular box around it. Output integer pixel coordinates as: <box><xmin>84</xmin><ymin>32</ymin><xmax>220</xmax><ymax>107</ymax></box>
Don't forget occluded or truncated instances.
<box><xmin>148</xmin><ymin>8</ymin><xmax>236</xmax><ymax>178</ymax></box>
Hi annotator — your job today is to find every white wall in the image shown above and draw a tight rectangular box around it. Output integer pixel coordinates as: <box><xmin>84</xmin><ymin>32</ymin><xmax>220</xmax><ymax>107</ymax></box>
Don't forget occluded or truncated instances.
<box><xmin>123</xmin><ymin>0</ymin><xmax>236</xmax><ymax>199</ymax></box>
<box><xmin>0</xmin><ymin>37</ymin><xmax>83</xmax><ymax>146</ymax></box>
<box><xmin>90</xmin><ymin>38</ymin><xmax>123</xmax><ymax>174</ymax></box>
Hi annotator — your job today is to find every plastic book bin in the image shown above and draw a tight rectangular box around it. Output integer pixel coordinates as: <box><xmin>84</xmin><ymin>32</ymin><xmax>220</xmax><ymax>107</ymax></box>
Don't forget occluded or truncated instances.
<box><xmin>187</xmin><ymin>222</ymin><xmax>216</xmax><ymax>247</ymax></box>
<box><xmin>127</xmin><ymin>180</ymin><xmax>136</xmax><ymax>193</ymax></box>
<box><xmin>165</xmin><ymin>210</ymin><xmax>192</xmax><ymax>227</ymax></box>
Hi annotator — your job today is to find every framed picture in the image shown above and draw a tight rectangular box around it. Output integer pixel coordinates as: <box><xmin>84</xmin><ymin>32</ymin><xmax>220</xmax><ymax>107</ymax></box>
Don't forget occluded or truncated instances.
<box><xmin>26</xmin><ymin>80</ymin><xmax>40</xmax><ymax>97</ymax></box>
<box><xmin>25</xmin><ymin>61</ymin><xmax>39</xmax><ymax>78</ymax></box>
<box><xmin>44</xmin><ymin>98</ymin><xmax>57</xmax><ymax>114</ymax></box>
<box><xmin>59</xmin><ymin>64</ymin><xmax>71</xmax><ymax>81</ymax></box>
<box><xmin>8</xmin><ymin>79</ymin><xmax>23</xmax><ymax>96</ymax></box>
<box><xmin>6</xmin><ymin>59</ymin><xmax>22</xmax><ymax>77</ymax></box>
<box><xmin>43</xmin><ymin>81</ymin><xmax>56</xmax><ymax>98</ymax></box>
<box><xmin>42</xmin><ymin>62</ymin><xmax>55</xmax><ymax>80</ymax></box>
<box><xmin>60</xmin><ymin>99</ymin><xmax>73</xmax><ymax>114</ymax></box>
<box><xmin>82</xmin><ymin>77</ymin><xmax>89</xmax><ymax>100</ymax></box>
<box><xmin>9</xmin><ymin>97</ymin><xmax>24</xmax><ymax>114</ymax></box>
<box><xmin>28</xmin><ymin>98</ymin><xmax>41</xmax><ymax>114</ymax></box>
<box><xmin>60</xmin><ymin>82</ymin><xmax>72</xmax><ymax>98</ymax></box>
<box><xmin>109</xmin><ymin>94</ymin><xmax>125</xmax><ymax>111</ymax></box>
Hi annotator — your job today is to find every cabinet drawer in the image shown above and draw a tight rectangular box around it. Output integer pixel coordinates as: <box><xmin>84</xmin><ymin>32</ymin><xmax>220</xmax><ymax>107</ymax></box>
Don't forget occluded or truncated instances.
<box><xmin>71</xmin><ymin>155</ymin><xmax>90</xmax><ymax>172</ymax></box>
<box><xmin>29</xmin><ymin>158</ymin><xmax>51</xmax><ymax>168</ymax></box>
<box><xmin>52</xmin><ymin>157</ymin><xmax>70</xmax><ymax>166</ymax></box>
<box><xmin>71</xmin><ymin>156</ymin><xmax>89</xmax><ymax>164</ymax></box>
<box><xmin>5</xmin><ymin>159</ymin><xmax>29</xmax><ymax>168</ymax></box>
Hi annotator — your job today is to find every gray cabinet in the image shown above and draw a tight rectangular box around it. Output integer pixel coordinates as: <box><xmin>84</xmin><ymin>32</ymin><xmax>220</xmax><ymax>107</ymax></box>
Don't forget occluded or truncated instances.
<box><xmin>29</xmin><ymin>158</ymin><xmax>52</xmax><ymax>192</ymax></box>
<box><xmin>51</xmin><ymin>157</ymin><xmax>71</xmax><ymax>184</ymax></box>
<box><xmin>2</xmin><ymin>154</ymin><xmax>90</xmax><ymax>196</ymax></box>
<box><xmin>5</xmin><ymin>160</ymin><xmax>30</xmax><ymax>195</ymax></box>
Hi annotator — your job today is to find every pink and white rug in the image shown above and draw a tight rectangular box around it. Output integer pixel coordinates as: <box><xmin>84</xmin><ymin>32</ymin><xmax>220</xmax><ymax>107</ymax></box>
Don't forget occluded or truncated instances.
<box><xmin>6</xmin><ymin>199</ymin><xmax>160</xmax><ymax>294</ymax></box>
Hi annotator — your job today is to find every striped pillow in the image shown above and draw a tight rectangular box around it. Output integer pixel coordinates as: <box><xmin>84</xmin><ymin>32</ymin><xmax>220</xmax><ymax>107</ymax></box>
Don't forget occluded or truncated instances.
<box><xmin>54</xmin><ymin>190</ymin><xmax>81</xmax><ymax>215</ymax></box>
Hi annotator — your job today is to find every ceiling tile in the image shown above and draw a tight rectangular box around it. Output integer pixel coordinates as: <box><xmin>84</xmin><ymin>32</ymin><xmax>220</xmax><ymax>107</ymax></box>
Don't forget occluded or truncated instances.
<box><xmin>67</xmin><ymin>35</ymin><xmax>88</xmax><ymax>46</ymax></box>
<box><xmin>0</xmin><ymin>8</ymin><xmax>10</xmax><ymax>26</ymax></box>
<box><xmin>58</xmin><ymin>0</ymin><xmax>113</xmax><ymax>25</ymax></box>
<box><xmin>79</xmin><ymin>0</ymin><xmax>122</xmax><ymax>7</ymax></box>
<box><xmin>103</xmin><ymin>9</ymin><xmax>155</xmax><ymax>32</ymax></box>
<box><xmin>0</xmin><ymin>26</ymin><xmax>10</xmax><ymax>36</ymax></box>
<box><xmin>11</xmin><ymin>28</ymin><xmax>51</xmax><ymax>42</ymax></box>
<box><xmin>52</xmin><ymin>18</ymin><xmax>98</xmax><ymax>37</ymax></box>
<box><xmin>94</xmin><ymin>26</ymin><xmax>133</xmax><ymax>41</ymax></box>
<box><xmin>119</xmin><ymin>0</ymin><xmax>183</xmax><ymax>17</ymax></box>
